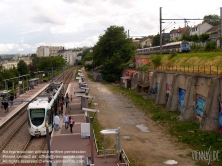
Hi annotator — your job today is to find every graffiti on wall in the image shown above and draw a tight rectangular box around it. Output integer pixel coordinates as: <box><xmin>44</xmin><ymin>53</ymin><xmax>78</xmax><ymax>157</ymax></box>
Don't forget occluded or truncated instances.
<box><xmin>125</xmin><ymin>70</ymin><xmax>135</xmax><ymax>77</ymax></box>
<box><xmin>94</xmin><ymin>73</ymin><xmax>103</xmax><ymax>81</ymax></box>
<box><xmin>166</xmin><ymin>83</ymin><xmax>172</xmax><ymax>92</ymax></box>
<box><xmin>135</xmin><ymin>58</ymin><xmax>149</xmax><ymax>68</ymax></box>
<box><xmin>148</xmin><ymin>82</ymin><xmax>159</xmax><ymax>99</ymax></box>
<box><xmin>219</xmin><ymin>102</ymin><xmax>222</xmax><ymax>131</ymax></box>
<box><xmin>195</xmin><ymin>94</ymin><xmax>206</xmax><ymax>117</ymax></box>
<box><xmin>148</xmin><ymin>72</ymin><xmax>153</xmax><ymax>83</ymax></box>
<box><xmin>155</xmin><ymin>83</ymin><xmax>159</xmax><ymax>94</ymax></box>
<box><xmin>178</xmin><ymin>88</ymin><xmax>186</xmax><ymax>114</ymax></box>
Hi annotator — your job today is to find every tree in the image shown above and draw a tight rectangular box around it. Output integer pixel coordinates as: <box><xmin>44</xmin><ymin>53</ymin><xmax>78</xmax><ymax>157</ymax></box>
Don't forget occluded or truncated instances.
<box><xmin>190</xmin><ymin>34</ymin><xmax>199</xmax><ymax>42</ymax></box>
<box><xmin>30</xmin><ymin>54</ymin><xmax>39</xmax><ymax>71</ymax></box>
<box><xmin>152</xmin><ymin>34</ymin><xmax>160</xmax><ymax>46</ymax></box>
<box><xmin>37</xmin><ymin>56</ymin><xmax>66</xmax><ymax>71</ymax></box>
<box><xmin>205</xmin><ymin>41</ymin><xmax>217</xmax><ymax>51</ymax></box>
<box><xmin>82</xmin><ymin>50</ymin><xmax>93</xmax><ymax>70</ymax></box>
<box><xmin>199</xmin><ymin>34</ymin><xmax>209</xmax><ymax>42</ymax></box>
<box><xmin>93</xmin><ymin>25</ymin><xmax>135</xmax><ymax>82</ymax></box>
<box><xmin>204</xmin><ymin>15</ymin><xmax>220</xmax><ymax>26</ymax></box>
<box><xmin>17</xmin><ymin>60</ymin><xmax>29</xmax><ymax>75</ymax></box>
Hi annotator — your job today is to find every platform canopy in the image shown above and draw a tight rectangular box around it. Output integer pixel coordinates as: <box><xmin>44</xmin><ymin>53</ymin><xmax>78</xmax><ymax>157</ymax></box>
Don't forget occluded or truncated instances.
<box><xmin>100</xmin><ymin>129</ymin><xmax>119</xmax><ymax>135</ymax></box>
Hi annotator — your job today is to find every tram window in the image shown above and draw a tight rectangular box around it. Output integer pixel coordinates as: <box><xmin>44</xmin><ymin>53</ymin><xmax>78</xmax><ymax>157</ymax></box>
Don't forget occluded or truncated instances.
<box><xmin>30</xmin><ymin>109</ymin><xmax>45</xmax><ymax>126</ymax></box>
<box><xmin>178</xmin><ymin>44</ymin><xmax>180</xmax><ymax>48</ymax></box>
<box><xmin>47</xmin><ymin>109</ymin><xmax>52</xmax><ymax>124</ymax></box>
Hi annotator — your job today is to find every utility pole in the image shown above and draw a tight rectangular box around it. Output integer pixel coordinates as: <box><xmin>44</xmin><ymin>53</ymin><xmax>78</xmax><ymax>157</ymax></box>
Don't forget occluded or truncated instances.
<box><xmin>160</xmin><ymin>7</ymin><xmax>222</xmax><ymax>50</ymax></box>
<box><xmin>220</xmin><ymin>7</ymin><xmax>222</xmax><ymax>49</ymax></box>
<box><xmin>160</xmin><ymin>7</ymin><xmax>163</xmax><ymax>54</ymax></box>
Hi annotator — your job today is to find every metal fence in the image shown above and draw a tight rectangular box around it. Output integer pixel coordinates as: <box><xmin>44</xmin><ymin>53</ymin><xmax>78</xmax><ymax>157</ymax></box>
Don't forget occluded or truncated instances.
<box><xmin>153</xmin><ymin>65</ymin><xmax>222</xmax><ymax>75</ymax></box>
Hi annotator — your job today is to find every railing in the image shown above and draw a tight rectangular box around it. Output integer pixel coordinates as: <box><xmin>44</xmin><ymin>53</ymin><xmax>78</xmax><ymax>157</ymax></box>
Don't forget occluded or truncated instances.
<box><xmin>119</xmin><ymin>149</ymin><xmax>130</xmax><ymax>166</ymax></box>
<box><xmin>98</xmin><ymin>148</ymin><xmax>116</xmax><ymax>155</ymax></box>
<box><xmin>93</xmin><ymin>130</ymin><xmax>99</xmax><ymax>155</ymax></box>
<box><xmin>117</xmin><ymin>163</ymin><xmax>129</xmax><ymax>166</ymax></box>
<box><xmin>153</xmin><ymin>65</ymin><xmax>222</xmax><ymax>75</ymax></box>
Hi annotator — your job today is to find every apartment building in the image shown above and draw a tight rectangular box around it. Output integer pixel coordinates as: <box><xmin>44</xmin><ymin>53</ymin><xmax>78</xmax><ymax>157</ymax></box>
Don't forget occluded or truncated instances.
<box><xmin>61</xmin><ymin>50</ymin><xmax>78</xmax><ymax>65</ymax></box>
<box><xmin>37</xmin><ymin>46</ymin><xmax>64</xmax><ymax>57</ymax></box>
<box><xmin>1</xmin><ymin>57</ymin><xmax>31</xmax><ymax>70</ymax></box>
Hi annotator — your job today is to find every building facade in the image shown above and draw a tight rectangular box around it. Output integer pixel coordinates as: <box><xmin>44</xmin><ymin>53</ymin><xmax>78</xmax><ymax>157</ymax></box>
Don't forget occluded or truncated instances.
<box><xmin>37</xmin><ymin>46</ymin><xmax>64</xmax><ymax>57</ymax></box>
<box><xmin>190</xmin><ymin>22</ymin><xmax>213</xmax><ymax>36</ymax></box>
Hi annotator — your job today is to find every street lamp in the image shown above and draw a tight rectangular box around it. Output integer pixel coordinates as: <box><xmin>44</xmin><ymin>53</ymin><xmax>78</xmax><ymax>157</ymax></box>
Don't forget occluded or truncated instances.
<box><xmin>100</xmin><ymin>128</ymin><xmax>121</xmax><ymax>162</ymax></box>
<box><xmin>82</xmin><ymin>108</ymin><xmax>99</xmax><ymax>164</ymax></box>
<box><xmin>45</xmin><ymin>120</ymin><xmax>52</xmax><ymax>166</ymax></box>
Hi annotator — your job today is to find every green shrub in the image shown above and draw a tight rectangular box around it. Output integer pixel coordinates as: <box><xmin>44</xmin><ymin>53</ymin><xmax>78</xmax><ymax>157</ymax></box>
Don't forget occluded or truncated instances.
<box><xmin>168</xmin><ymin>52</ymin><xmax>177</xmax><ymax>59</ymax></box>
<box><xmin>151</xmin><ymin>55</ymin><xmax>161</xmax><ymax>66</ymax></box>
<box><xmin>205</xmin><ymin>41</ymin><xmax>217</xmax><ymax>51</ymax></box>
<box><xmin>190</xmin><ymin>43</ymin><xmax>204</xmax><ymax>52</ymax></box>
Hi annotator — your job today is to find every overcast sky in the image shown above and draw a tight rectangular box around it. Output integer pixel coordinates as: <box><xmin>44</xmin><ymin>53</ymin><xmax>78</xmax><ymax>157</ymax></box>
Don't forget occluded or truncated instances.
<box><xmin>0</xmin><ymin>0</ymin><xmax>221</xmax><ymax>54</ymax></box>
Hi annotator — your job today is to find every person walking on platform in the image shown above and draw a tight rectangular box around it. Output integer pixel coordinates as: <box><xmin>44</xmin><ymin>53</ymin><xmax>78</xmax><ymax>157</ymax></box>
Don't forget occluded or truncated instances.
<box><xmin>53</xmin><ymin>113</ymin><xmax>60</xmax><ymax>131</ymax></box>
<box><xmin>3</xmin><ymin>99</ymin><xmax>9</xmax><ymax>113</ymax></box>
<box><xmin>63</xmin><ymin>114</ymin><xmax>69</xmax><ymax>129</ymax></box>
<box><xmin>61</xmin><ymin>94</ymin><xmax>64</xmax><ymax>105</ymax></box>
<box><xmin>68</xmin><ymin>116</ymin><xmax>74</xmax><ymax>133</ymax></box>
<box><xmin>59</xmin><ymin>100</ymin><xmax>64</xmax><ymax>115</ymax></box>
<box><xmin>65</xmin><ymin>95</ymin><xmax>69</xmax><ymax>108</ymax></box>
<box><xmin>10</xmin><ymin>94</ymin><xmax>14</xmax><ymax>106</ymax></box>
<box><xmin>58</xmin><ymin>105</ymin><xmax>62</xmax><ymax>117</ymax></box>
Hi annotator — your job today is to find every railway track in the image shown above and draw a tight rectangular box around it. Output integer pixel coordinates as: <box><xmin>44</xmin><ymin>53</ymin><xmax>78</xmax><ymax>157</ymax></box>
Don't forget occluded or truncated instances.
<box><xmin>0</xmin><ymin>108</ymin><xmax>27</xmax><ymax>148</ymax></box>
<box><xmin>0</xmin><ymin>67</ymin><xmax>77</xmax><ymax>164</ymax></box>
<box><xmin>15</xmin><ymin>137</ymin><xmax>46</xmax><ymax>164</ymax></box>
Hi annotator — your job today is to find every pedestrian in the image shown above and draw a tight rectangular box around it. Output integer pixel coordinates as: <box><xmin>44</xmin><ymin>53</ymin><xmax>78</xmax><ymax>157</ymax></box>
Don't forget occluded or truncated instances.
<box><xmin>58</xmin><ymin>105</ymin><xmax>62</xmax><ymax>117</ymax></box>
<box><xmin>3</xmin><ymin>99</ymin><xmax>9</xmax><ymax>113</ymax></box>
<box><xmin>1</xmin><ymin>99</ymin><xmax>4</xmax><ymax>108</ymax></box>
<box><xmin>60</xmin><ymin>101</ymin><xmax>64</xmax><ymax>115</ymax></box>
<box><xmin>63</xmin><ymin>114</ymin><xmax>69</xmax><ymax>129</ymax></box>
<box><xmin>70</xmin><ymin>94</ymin><xmax>72</xmax><ymax>101</ymax></box>
<box><xmin>61</xmin><ymin>94</ymin><xmax>64</xmax><ymax>105</ymax></box>
<box><xmin>68</xmin><ymin>116</ymin><xmax>74</xmax><ymax>133</ymax></box>
<box><xmin>53</xmin><ymin>113</ymin><xmax>60</xmax><ymax>131</ymax></box>
<box><xmin>65</xmin><ymin>95</ymin><xmax>69</xmax><ymax>108</ymax></box>
<box><xmin>10</xmin><ymin>94</ymin><xmax>14</xmax><ymax>106</ymax></box>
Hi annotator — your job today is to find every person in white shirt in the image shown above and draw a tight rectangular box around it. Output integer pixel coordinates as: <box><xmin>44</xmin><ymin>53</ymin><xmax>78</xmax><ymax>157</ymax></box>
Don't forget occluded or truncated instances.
<box><xmin>53</xmin><ymin>114</ymin><xmax>60</xmax><ymax>131</ymax></box>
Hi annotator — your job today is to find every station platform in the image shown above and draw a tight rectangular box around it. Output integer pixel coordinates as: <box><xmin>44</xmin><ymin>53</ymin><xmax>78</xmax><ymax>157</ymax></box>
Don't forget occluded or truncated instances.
<box><xmin>0</xmin><ymin>83</ymin><xmax>49</xmax><ymax>127</ymax></box>
<box><xmin>50</xmin><ymin>77</ymin><xmax>120</xmax><ymax>166</ymax></box>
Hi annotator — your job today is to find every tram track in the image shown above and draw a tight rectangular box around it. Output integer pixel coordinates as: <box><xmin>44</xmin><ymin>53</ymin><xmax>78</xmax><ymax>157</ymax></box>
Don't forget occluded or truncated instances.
<box><xmin>0</xmin><ymin>67</ymin><xmax>77</xmax><ymax>164</ymax></box>
<box><xmin>0</xmin><ymin>112</ymin><xmax>28</xmax><ymax>149</ymax></box>
<box><xmin>0</xmin><ymin>121</ymin><xmax>31</xmax><ymax>164</ymax></box>
<box><xmin>15</xmin><ymin>137</ymin><xmax>46</xmax><ymax>164</ymax></box>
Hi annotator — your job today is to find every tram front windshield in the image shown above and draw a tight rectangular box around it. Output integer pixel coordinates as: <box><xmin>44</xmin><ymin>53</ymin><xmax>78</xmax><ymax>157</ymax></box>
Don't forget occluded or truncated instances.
<box><xmin>182</xmin><ymin>42</ymin><xmax>190</xmax><ymax>48</ymax></box>
<box><xmin>30</xmin><ymin>108</ymin><xmax>45</xmax><ymax>126</ymax></box>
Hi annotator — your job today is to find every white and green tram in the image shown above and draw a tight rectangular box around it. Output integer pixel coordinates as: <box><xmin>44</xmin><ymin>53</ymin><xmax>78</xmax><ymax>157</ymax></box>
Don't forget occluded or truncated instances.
<box><xmin>27</xmin><ymin>82</ymin><xmax>63</xmax><ymax>136</ymax></box>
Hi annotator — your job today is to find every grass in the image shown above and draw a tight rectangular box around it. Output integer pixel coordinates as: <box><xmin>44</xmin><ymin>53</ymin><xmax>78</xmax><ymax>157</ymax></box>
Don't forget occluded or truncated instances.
<box><xmin>161</xmin><ymin>52</ymin><xmax>222</xmax><ymax>67</ymax></box>
<box><xmin>90</xmin><ymin>103</ymin><xmax>113</xmax><ymax>155</ymax></box>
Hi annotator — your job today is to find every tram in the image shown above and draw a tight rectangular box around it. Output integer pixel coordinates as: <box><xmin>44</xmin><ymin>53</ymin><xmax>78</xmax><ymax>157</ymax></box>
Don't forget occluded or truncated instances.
<box><xmin>27</xmin><ymin>82</ymin><xmax>63</xmax><ymax>136</ymax></box>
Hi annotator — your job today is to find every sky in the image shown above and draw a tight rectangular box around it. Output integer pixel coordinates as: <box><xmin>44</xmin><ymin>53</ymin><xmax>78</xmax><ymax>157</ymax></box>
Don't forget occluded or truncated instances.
<box><xmin>0</xmin><ymin>0</ymin><xmax>221</xmax><ymax>54</ymax></box>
